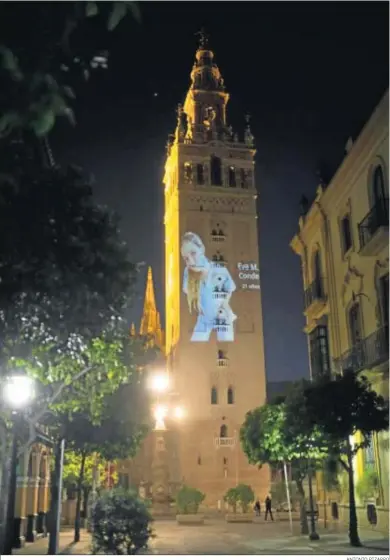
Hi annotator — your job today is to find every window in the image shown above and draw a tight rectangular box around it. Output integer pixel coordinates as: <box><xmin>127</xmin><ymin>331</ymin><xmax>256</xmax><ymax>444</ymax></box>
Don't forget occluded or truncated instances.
<box><xmin>309</xmin><ymin>325</ymin><xmax>330</xmax><ymax>379</ymax></box>
<box><xmin>223</xmin><ymin>457</ymin><xmax>228</xmax><ymax>465</ymax></box>
<box><xmin>228</xmin><ymin>166</ymin><xmax>236</xmax><ymax>187</ymax></box>
<box><xmin>220</xmin><ymin>424</ymin><xmax>228</xmax><ymax>437</ymax></box>
<box><xmin>197</xmin><ymin>455</ymin><xmax>202</xmax><ymax>466</ymax></box>
<box><xmin>227</xmin><ymin>386</ymin><xmax>234</xmax><ymax>404</ymax></box>
<box><xmin>197</xmin><ymin>163</ymin><xmax>205</xmax><ymax>185</ymax></box>
<box><xmin>218</xmin><ymin>350</ymin><xmax>225</xmax><ymax>359</ymax></box>
<box><xmin>372</xmin><ymin>165</ymin><xmax>386</xmax><ymax>206</ymax></box>
<box><xmin>313</xmin><ymin>251</ymin><xmax>323</xmax><ymax>297</ymax></box>
<box><xmin>211</xmin><ymin>386</ymin><xmax>218</xmax><ymax>405</ymax></box>
<box><xmin>184</xmin><ymin>162</ymin><xmax>192</xmax><ymax>184</ymax></box>
<box><xmin>341</xmin><ymin>215</ymin><xmax>352</xmax><ymax>254</ymax></box>
<box><xmin>210</xmin><ymin>155</ymin><xmax>222</xmax><ymax>186</ymax></box>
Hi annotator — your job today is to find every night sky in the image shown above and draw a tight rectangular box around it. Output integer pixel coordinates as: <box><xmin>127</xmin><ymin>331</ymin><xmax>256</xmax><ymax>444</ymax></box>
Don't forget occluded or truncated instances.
<box><xmin>52</xmin><ymin>2</ymin><xmax>389</xmax><ymax>383</ymax></box>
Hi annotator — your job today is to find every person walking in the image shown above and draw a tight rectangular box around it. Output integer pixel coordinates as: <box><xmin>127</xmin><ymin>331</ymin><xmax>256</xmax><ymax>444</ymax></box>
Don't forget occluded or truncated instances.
<box><xmin>254</xmin><ymin>499</ymin><xmax>261</xmax><ymax>516</ymax></box>
<box><xmin>265</xmin><ymin>495</ymin><xmax>274</xmax><ymax>521</ymax></box>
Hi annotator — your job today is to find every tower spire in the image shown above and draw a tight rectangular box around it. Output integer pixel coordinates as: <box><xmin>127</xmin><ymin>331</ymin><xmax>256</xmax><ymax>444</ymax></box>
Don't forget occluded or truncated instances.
<box><xmin>140</xmin><ymin>266</ymin><xmax>163</xmax><ymax>347</ymax></box>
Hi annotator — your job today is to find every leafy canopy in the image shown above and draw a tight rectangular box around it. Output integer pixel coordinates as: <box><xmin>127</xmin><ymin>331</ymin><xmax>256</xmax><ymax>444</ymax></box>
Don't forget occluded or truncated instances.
<box><xmin>0</xmin><ymin>2</ymin><xmax>141</xmax><ymax>139</ymax></box>
<box><xmin>296</xmin><ymin>370</ymin><xmax>389</xmax><ymax>459</ymax></box>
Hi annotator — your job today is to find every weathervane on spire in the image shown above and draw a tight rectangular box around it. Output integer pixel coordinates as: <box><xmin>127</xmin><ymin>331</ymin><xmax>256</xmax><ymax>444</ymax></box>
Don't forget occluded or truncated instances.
<box><xmin>195</xmin><ymin>28</ymin><xmax>209</xmax><ymax>49</ymax></box>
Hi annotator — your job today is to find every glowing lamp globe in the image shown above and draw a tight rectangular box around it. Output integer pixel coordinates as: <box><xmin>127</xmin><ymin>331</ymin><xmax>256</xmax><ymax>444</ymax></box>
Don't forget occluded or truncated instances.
<box><xmin>3</xmin><ymin>375</ymin><xmax>35</xmax><ymax>409</ymax></box>
<box><xmin>149</xmin><ymin>373</ymin><xmax>170</xmax><ymax>393</ymax></box>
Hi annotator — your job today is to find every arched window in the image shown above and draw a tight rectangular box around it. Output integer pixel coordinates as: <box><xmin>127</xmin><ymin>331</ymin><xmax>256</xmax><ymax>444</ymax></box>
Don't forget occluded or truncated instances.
<box><xmin>217</xmin><ymin>350</ymin><xmax>224</xmax><ymax>360</ymax></box>
<box><xmin>227</xmin><ymin>386</ymin><xmax>234</xmax><ymax>404</ymax></box>
<box><xmin>210</xmin><ymin>155</ymin><xmax>222</xmax><ymax>186</ymax></box>
<box><xmin>220</xmin><ymin>424</ymin><xmax>228</xmax><ymax>438</ymax></box>
<box><xmin>372</xmin><ymin>165</ymin><xmax>386</xmax><ymax>206</ymax></box>
<box><xmin>211</xmin><ymin>386</ymin><xmax>218</xmax><ymax>405</ymax></box>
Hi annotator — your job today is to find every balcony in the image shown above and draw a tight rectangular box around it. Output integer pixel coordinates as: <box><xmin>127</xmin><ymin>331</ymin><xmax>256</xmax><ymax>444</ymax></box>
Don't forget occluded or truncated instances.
<box><xmin>304</xmin><ymin>278</ymin><xmax>327</xmax><ymax>318</ymax></box>
<box><xmin>334</xmin><ymin>324</ymin><xmax>389</xmax><ymax>375</ymax></box>
<box><xmin>217</xmin><ymin>358</ymin><xmax>229</xmax><ymax>367</ymax></box>
<box><xmin>214</xmin><ymin>437</ymin><xmax>236</xmax><ymax>448</ymax></box>
<box><xmin>212</xmin><ymin>234</ymin><xmax>226</xmax><ymax>243</ymax></box>
<box><xmin>358</xmin><ymin>199</ymin><xmax>389</xmax><ymax>256</ymax></box>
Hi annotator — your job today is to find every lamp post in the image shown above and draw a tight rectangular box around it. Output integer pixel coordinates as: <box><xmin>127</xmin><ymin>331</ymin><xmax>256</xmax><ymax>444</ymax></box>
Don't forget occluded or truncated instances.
<box><xmin>148</xmin><ymin>372</ymin><xmax>185</xmax><ymax>513</ymax></box>
<box><xmin>1</xmin><ymin>374</ymin><xmax>35</xmax><ymax>555</ymax></box>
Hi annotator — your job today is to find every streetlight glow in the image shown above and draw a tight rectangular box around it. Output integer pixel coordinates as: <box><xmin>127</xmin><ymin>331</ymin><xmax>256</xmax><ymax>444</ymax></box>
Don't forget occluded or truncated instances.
<box><xmin>149</xmin><ymin>372</ymin><xmax>170</xmax><ymax>393</ymax></box>
<box><xmin>173</xmin><ymin>405</ymin><xmax>185</xmax><ymax>420</ymax></box>
<box><xmin>154</xmin><ymin>404</ymin><xmax>168</xmax><ymax>422</ymax></box>
<box><xmin>2</xmin><ymin>375</ymin><xmax>35</xmax><ymax>409</ymax></box>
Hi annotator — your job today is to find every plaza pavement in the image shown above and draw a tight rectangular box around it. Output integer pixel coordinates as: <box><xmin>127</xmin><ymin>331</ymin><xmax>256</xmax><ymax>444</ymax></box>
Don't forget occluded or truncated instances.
<box><xmin>12</xmin><ymin>519</ymin><xmax>389</xmax><ymax>555</ymax></box>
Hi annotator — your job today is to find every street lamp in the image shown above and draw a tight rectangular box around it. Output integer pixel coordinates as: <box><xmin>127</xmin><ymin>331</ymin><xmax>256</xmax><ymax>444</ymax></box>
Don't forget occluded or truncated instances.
<box><xmin>1</xmin><ymin>373</ymin><xmax>35</xmax><ymax>555</ymax></box>
<box><xmin>148</xmin><ymin>372</ymin><xmax>170</xmax><ymax>394</ymax></box>
<box><xmin>1</xmin><ymin>374</ymin><xmax>35</xmax><ymax>409</ymax></box>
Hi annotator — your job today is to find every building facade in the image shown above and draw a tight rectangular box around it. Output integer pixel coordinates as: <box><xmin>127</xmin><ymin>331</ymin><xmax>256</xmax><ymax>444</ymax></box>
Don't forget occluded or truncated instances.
<box><xmin>163</xmin><ymin>37</ymin><xmax>269</xmax><ymax>506</ymax></box>
<box><xmin>291</xmin><ymin>90</ymin><xmax>389</xmax><ymax>534</ymax></box>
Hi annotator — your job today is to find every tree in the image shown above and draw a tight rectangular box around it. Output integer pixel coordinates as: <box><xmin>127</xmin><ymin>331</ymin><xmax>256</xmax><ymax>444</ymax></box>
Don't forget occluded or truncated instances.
<box><xmin>43</xmin><ymin>363</ymin><xmax>152</xmax><ymax>543</ymax></box>
<box><xmin>292</xmin><ymin>370</ymin><xmax>389</xmax><ymax>547</ymax></box>
<box><xmin>240</xmin><ymin>394</ymin><xmax>327</xmax><ymax>535</ymax></box>
<box><xmin>0</xmin><ymin>2</ymin><xmax>141</xmax><ymax>139</ymax></box>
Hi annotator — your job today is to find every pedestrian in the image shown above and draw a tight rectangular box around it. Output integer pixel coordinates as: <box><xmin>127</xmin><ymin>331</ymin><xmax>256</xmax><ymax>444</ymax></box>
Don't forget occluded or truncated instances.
<box><xmin>254</xmin><ymin>499</ymin><xmax>261</xmax><ymax>516</ymax></box>
<box><xmin>265</xmin><ymin>495</ymin><xmax>274</xmax><ymax>521</ymax></box>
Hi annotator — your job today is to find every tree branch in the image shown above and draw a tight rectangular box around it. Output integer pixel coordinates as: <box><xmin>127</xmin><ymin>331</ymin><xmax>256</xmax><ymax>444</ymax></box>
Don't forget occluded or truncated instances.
<box><xmin>337</xmin><ymin>457</ymin><xmax>349</xmax><ymax>472</ymax></box>
<box><xmin>17</xmin><ymin>364</ymin><xmax>95</xmax><ymax>458</ymax></box>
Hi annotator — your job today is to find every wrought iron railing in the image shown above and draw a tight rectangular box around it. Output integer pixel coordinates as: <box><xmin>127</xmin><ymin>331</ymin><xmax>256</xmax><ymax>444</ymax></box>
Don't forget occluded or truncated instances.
<box><xmin>304</xmin><ymin>277</ymin><xmax>326</xmax><ymax>310</ymax></box>
<box><xmin>334</xmin><ymin>324</ymin><xmax>389</xmax><ymax>374</ymax></box>
<box><xmin>358</xmin><ymin>198</ymin><xmax>389</xmax><ymax>250</ymax></box>
<box><xmin>214</xmin><ymin>437</ymin><xmax>236</xmax><ymax>448</ymax></box>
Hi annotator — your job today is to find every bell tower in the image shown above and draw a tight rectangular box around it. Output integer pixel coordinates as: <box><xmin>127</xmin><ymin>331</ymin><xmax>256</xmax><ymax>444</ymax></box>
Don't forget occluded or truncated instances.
<box><xmin>164</xmin><ymin>33</ymin><xmax>268</xmax><ymax>505</ymax></box>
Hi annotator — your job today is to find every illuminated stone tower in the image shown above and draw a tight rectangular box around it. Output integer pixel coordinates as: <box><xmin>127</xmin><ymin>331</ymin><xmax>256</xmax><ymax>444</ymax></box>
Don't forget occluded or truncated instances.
<box><xmin>164</xmin><ymin>34</ymin><xmax>269</xmax><ymax>505</ymax></box>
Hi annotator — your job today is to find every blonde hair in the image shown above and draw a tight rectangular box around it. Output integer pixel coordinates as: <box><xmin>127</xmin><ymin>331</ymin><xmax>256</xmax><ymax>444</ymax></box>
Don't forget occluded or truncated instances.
<box><xmin>181</xmin><ymin>232</ymin><xmax>205</xmax><ymax>314</ymax></box>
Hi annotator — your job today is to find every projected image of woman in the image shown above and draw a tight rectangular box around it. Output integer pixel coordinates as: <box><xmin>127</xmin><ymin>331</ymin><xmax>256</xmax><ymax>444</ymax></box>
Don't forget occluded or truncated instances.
<box><xmin>181</xmin><ymin>232</ymin><xmax>237</xmax><ymax>342</ymax></box>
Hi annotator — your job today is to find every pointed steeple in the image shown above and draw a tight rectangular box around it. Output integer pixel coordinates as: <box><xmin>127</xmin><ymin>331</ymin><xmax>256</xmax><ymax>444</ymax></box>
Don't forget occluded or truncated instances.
<box><xmin>140</xmin><ymin>267</ymin><xmax>163</xmax><ymax>347</ymax></box>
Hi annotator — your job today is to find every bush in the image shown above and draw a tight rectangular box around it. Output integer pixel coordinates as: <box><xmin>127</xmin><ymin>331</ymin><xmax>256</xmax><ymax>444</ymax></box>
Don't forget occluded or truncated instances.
<box><xmin>235</xmin><ymin>484</ymin><xmax>255</xmax><ymax>513</ymax></box>
<box><xmin>224</xmin><ymin>484</ymin><xmax>255</xmax><ymax>513</ymax></box>
<box><xmin>176</xmin><ymin>485</ymin><xmax>205</xmax><ymax>514</ymax></box>
<box><xmin>91</xmin><ymin>488</ymin><xmax>153</xmax><ymax>554</ymax></box>
<box><xmin>224</xmin><ymin>487</ymin><xmax>240</xmax><ymax>513</ymax></box>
